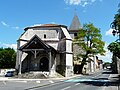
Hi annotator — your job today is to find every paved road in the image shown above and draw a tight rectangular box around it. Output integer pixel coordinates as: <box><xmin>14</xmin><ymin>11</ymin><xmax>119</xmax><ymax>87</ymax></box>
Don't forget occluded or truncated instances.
<box><xmin>29</xmin><ymin>70</ymin><xmax>119</xmax><ymax>90</ymax></box>
<box><xmin>0</xmin><ymin>69</ymin><xmax>119</xmax><ymax>90</ymax></box>
<box><xmin>0</xmin><ymin>79</ymin><xmax>61</xmax><ymax>90</ymax></box>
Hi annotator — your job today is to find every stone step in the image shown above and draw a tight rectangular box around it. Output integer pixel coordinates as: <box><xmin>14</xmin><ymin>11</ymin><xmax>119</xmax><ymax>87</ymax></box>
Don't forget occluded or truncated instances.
<box><xmin>18</xmin><ymin>72</ymin><xmax>49</xmax><ymax>79</ymax></box>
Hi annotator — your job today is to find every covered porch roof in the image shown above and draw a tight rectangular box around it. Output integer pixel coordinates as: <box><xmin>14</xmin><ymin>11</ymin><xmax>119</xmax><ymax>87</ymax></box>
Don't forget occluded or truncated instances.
<box><xmin>19</xmin><ymin>35</ymin><xmax>56</xmax><ymax>53</ymax></box>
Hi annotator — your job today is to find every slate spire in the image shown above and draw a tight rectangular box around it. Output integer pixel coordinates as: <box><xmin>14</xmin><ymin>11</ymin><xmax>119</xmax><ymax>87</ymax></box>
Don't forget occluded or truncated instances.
<box><xmin>69</xmin><ymin>11</ymin><xmax>81</xmax><ymax>30</ymax></box>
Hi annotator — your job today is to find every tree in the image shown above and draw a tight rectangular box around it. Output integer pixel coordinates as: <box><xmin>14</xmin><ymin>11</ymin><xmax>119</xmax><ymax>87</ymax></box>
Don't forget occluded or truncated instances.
<box><xmin>111</xmin><ymin>3</ymin><xmax>120</xmax><ymax>42</ymax></box>
<box><xmin>108</xmin><ymin>3</ymin><xmax>120</xmax><ymax>73</ymax></box>
<box><xmin>0</xmin><ymin>47</ymin><xmax>16</xmax><ymax>68</ymax></box>
<box><xmin>109</xmin><ymin>3</ymin><xmax>120</xmax><ymax>54</ymax></box>
<box><xmin>75</xmin><ymin>23</ymin><xmax>105</xmax><ymax>73</ymax></box>
<box><xmin>108</xmin><ymin>42</ymin><xmax>120</xmax><ymax>56</ymax></box>
<box><xmin>107</xmin><ymin>42</ymin><xmax>120</xmax><ymax>73</ymax></box>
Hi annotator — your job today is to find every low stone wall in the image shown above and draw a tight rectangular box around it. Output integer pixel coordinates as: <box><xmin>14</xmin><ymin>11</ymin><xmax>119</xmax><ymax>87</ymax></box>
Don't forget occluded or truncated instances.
<box><xmin>18</xmin><ymin>71</ymin><xmax>49</xmax><ymax>79</ymax></box>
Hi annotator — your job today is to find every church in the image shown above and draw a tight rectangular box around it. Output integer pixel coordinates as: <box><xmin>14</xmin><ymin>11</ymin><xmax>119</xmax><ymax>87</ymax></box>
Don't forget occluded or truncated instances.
<box><xmin>15</xmin><ymin>24</ymin><xmax>73</xmax><ymax>77</ymax></box>
<box><xmin>15</xmin><ymin>12</ymin><xmax>99</xmax><ymax>77</ymax></box>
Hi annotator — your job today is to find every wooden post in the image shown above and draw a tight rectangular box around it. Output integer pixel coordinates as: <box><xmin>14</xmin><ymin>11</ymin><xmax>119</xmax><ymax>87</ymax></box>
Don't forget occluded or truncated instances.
<box><xmin>34</xmin><ymin>50</ymin><xmax>36</xmax><ymax>58</ymax></box>
<box><xmin>19</xmin><ymin>51</ymin><xmax>23</xmax><ymax>75</ymax></box>
<box><xmin>49</xmin><ymin>51</ymin><xmax>52</xmax><ymax>75</ymax></box>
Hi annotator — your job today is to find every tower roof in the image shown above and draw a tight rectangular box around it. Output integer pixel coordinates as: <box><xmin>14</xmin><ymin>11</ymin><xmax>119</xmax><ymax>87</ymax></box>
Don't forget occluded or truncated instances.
<box><xmin>69</xmin><ymin>13</ymin><xmax>82</xmax><ymax>31</ymax></box>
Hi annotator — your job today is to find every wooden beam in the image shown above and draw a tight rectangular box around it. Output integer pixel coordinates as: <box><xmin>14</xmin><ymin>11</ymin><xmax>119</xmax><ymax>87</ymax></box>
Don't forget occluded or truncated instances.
<box><xmin>22</xmin><ymin>49</ymin><xmax>45</xmax><ymax>52</ymax></box>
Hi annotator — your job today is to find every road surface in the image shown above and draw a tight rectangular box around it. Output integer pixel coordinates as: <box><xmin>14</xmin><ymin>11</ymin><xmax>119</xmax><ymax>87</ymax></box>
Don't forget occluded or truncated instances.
<box><xmin>29</xmin><ymin>70</ymin><xmax>119</xmax><ymax>90</ymax></box>
<box><xmin>0</xmin><ymin>69</ymin><xmax>119</xmax><ymax>90</ymax></box>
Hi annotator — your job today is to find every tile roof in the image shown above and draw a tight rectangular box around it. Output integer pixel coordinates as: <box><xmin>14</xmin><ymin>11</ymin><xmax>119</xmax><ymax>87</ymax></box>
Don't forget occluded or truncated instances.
<box><xmin>24</xmin><ymin>24</ymin><xmax>67</xmax><ymax>31</ymax></box>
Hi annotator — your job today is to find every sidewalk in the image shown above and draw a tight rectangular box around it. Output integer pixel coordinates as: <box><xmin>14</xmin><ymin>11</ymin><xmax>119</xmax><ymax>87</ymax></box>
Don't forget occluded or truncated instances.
<box><xmin>109</xmin><ymin>74</ymin><xmax>120</xmax><ymax>81</ymax></box>
<box><xmin>0</xmin><ymin>74</ymin><xmax>82</xmax><ymax>90</ymax></box>
<box><xmin>0</xmin><ymin>74</ymin><xmax>81</xmax><ymax>81</ymax></box>
<box><xmin>106</xmin><ymin>74</ymin><xmax>120</xmax><ymax>90</ymax></box>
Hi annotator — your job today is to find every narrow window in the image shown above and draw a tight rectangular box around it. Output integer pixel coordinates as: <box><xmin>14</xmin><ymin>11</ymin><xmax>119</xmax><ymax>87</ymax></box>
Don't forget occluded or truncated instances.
<box><xmin>74</xmin><ymin>33</ymin><xmax>77</xmax><ymax>37</ymax></box>
<box><xmin>44</xmin><ymin>34</ymin><xmax>46</xmax><ymax>38</ymax></box>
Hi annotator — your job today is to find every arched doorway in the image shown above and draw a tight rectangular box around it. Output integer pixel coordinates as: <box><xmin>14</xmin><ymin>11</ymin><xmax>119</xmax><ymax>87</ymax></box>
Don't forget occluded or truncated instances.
<box><xmin>39</xmin><ymin>57</ymin><xmax>49</xmax><ymax>71</ymax></box>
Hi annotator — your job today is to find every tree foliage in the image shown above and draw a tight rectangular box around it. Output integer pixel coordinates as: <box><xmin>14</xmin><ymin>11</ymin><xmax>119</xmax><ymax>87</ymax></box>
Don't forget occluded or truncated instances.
<box><xmin>107</xmin><ymin>42</ymin><xmax>120</xmax><ymax>57</ymax></box>
<box><xmin>109</xmin><ymin>3</ymin><xmax>120</xmax><ymax>57</ymax></box>
<box><xmin>75</xmin><ymin>23</ymin><xmax>105</xmax><ymax>56</ymax></box>
<box><xmin>111</xmin><ymin>3</ymin><xmax>120</xmax><ymax>41</ymax></box>
<box><xmin>75</xmin><ymin>23</ymin><xmax>105</xmax><ymax>73</ymax></box>
<box><xmin>0</xmin><ymin>47</ymin><xmax>16</xmax><ymax>68</ymax></box>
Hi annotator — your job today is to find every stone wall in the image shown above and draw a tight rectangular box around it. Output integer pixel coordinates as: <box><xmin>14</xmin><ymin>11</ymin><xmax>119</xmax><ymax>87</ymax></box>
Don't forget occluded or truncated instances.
<box><xmin>117</xmin><ymin>57</ymin><xmax>120</xmax><ymax>74</ymax></box>
<box><xmin>112</xmin><ymin>54</ymin><xmax>120</xmax><ymax>74</ymax></box>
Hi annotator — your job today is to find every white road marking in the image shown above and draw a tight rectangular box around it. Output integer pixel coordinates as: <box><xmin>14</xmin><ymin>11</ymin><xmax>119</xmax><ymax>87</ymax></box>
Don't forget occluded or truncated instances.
<box><xmin>102</xmin><ymin>86</ymin><xmax>107</xmax><ymax>90</ymax></box>
<box><xmin>75</xmin><ymin>83</ymin><xmax>80</xmax><ymax>86</ymax></box>
<box><xmin>3</xmin><ymin>81</ymin><xmax>6</xmax><ymax>85</ymax></box>
<box><xmin>36</xmin><ymin>81</ymin><xmax>40</xmax><ymax>83</ymax></box>
<box><xmin>49</xmin><ymin>80</ymin><xmax>54</xmax><ymax>83</ymax></box>
<box><xmin>11</xmin><ymin>81</ymin><xmax>27</xmax><ymax>83</ymax></box>
<box><xmin>61</xmin><ymin>86</ymin><xmax>71</xmax><ymax>90</ymax></box>
<box><xmin>93</xmin><ymin>73</ymin><xmax>101</xmax><ymax>78</ymax></box>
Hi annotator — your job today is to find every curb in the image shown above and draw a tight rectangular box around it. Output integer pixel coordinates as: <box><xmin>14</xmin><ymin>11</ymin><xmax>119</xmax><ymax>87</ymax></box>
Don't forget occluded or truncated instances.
<box><xmin>25</xmin><ymin>74</ymin><xmax>82</xmax><ymax>90</ymax></box>
<box><xmin>0</xmin><ymin>74</ymin><xmax>82</xmax><ymax>81</ymax></box>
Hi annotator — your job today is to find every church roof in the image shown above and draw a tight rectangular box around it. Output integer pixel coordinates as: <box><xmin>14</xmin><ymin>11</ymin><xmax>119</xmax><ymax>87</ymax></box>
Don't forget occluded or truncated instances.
<box><xmin>24</xmin><ymin>24</ymin><xmax>67</xmax><ymax>31</ymax></box>
<box><xmin>69</xmin><ymin>13</ymin><xmax>82</xmax><ymax>31</ymax></box>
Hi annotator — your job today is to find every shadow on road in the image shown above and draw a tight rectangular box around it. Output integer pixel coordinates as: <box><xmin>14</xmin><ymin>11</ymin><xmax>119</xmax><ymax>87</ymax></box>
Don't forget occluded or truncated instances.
<box><xmin>102</xmin><ymin>69</ymin><xmax>116</xmax><ymax>74</ymax></box>
<box><xmin>79</xmin><ymin>78</ymin><xmax>120</xmax><ymax>86</ymax></box>
<box><xmin>79</xmin><ymin>70</ymin><xmax>120</xmax><ymax>87</ymax></box>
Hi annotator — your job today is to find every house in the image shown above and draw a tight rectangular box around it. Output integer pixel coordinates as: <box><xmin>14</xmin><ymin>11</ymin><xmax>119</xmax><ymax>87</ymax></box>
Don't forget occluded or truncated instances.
<box><xmin>97</xmin><ymin>59</ymin><xmax>103</xmax><ymax>70</ymax></box>
<box><xmin>15</xmin><ymin>24</ymin><xmax>73</xmax><ymax>77</ymax></box>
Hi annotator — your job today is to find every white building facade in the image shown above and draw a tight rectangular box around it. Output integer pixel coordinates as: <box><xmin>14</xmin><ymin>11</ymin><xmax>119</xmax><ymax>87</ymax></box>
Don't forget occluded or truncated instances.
<box><xmin>16</xmin><ymin>24</ymin><xmax>73</xmax><ymax>77</ymax></box>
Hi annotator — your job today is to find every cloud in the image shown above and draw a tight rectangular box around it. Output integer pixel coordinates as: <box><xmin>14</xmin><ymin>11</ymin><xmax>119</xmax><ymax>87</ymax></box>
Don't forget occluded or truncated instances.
<box><xmin>82</xmin><ymin>2</ymin><xmax>88</xmax><ymax>7</ymax></box>
<box><xmin>64</xmin><ymin>0</ymin><xmax>102</xmax><ymax>7</ymax></box>
<box><xmin>64</xmin><ymin>0</ymin><xmax>81</xmax><ymax>5</ymax></box>
<box><xmin>33</xmin><ymin>24</ymin><xmax>42</xmax><ymax>26</ymax></box>
<box><xmin>1</xmin><ymin>21</ymin><xmax>9</xmax><ymax>27</ymax></box>
<box><xmin>98</xmin><ymin>43</ymin><xmax>112</xmax><ymax>62</ymax></box>
<box><xmin>50</xmin><ymin>22</ymin><xmax>56</xmax><ymax>24</ymax></box>
<box><xmin>1</xmin><ymin>21</ymin><xmax>21</xmax><ymax>30</ymax></box>
<box><xmin>31</xmin><ymin>22</ymin><xmax>57</xmax><ymax>27</ymax></box>
<box><xmin>98</xmin><ymin>51</ymin><xmax>112</xmax><ymax>62</ymax></box>
<box><xmin>105</xmin><ymin>28</ymin><xmax>113</xmax><ymax>36</ymax></box>
<box><xmin>0</xmin><ymin>43</ymin><xmax>17</xmax><ymax>51</ymax></box>
<box><xmin>91</xmin><ymin>0</ymin><xmax>96</xmax><ymax>2</ymax></box>
<box><xmin>12</xmin><ymin>26</ymin><xmax>20</xmax><ymax>29</ymax></box>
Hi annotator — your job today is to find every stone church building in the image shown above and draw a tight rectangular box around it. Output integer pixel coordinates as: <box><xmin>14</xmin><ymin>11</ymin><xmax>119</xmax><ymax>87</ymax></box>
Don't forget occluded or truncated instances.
<box><xmin>16</xmin><ymin>24</ymin><xmax>73</xmax><ymax>77</ymax></box>
<box><xmin>16</xmin><ymin>13</ymin><xmax>99</xmax><ymax>77</ymax></box>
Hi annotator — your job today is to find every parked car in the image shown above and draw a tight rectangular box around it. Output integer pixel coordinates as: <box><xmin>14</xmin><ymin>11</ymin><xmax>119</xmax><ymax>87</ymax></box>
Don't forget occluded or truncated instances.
<box><xmin>5</xmin><ymin>71</ymin><xmax>14</xmax><ymax>77</ymax></box>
